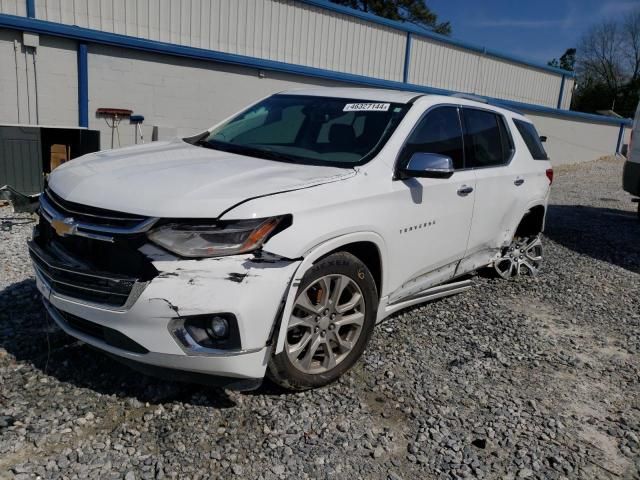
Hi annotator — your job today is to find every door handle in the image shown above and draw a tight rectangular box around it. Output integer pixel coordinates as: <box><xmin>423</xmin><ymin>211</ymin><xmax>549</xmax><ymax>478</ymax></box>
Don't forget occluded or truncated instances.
<box><xmin>514</xmin><ymin>178</ymin><xmax>525</xmax><ymax>186</ymax></box>
<box><xmin>457</xmin><ymin>185</ymin><xmax>474</xmax><ymax>196</ymax></box>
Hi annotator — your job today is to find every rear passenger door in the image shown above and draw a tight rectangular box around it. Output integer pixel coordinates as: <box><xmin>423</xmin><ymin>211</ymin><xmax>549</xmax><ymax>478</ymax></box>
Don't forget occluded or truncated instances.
<box><xmin>461</xmin><ymin>108</ymin><xmax>520</xmax><ymax>264</ymax></box>
<box><xmin>387</xmin><ymin>106</ymin><xmax>476</xmax><ymax>303</ymax></box>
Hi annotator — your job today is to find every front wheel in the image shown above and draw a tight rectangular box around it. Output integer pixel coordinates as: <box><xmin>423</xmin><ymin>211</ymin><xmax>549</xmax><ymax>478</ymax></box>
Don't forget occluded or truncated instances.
<box><xmin>493</xmin><ymin>234</ymin><xmax>543</xmax><ymax>279</ymax></box>
<box><xmin>267</xmin><ymin>252</ymin><xmax>378</xmax><ymax>391</ymax></box>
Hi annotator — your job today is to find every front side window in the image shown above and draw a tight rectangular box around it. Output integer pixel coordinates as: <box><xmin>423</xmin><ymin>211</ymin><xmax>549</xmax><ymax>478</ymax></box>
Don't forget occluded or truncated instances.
<box><xmin>513</xmin><ymin>119</ymin><xmax>548</xmax><ymax>160</ymax></box>
<box><xmin>463</xmin><ymin>109</ymin><xmax>513</xmax><ymax>168</ymax></box>
<box><xmin>200</xmin><ymin>95</ymin><xmax>409</xmax><ymax>167</ymax></box>
<box><xmin>398</xmin><ymin>106</ymin><xmax>465</xmax><ymax>169</ymax></box>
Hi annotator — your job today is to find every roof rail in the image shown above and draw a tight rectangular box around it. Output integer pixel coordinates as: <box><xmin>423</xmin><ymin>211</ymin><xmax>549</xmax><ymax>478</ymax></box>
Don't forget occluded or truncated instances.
<box><xmin>451</xmin><ymin>93</ymin><xmax>488</xmax><ymax>103</ymax></box>
<box><xmin>450</xmin><ymin>92</ymin><xmax>525</xmax><ymax>115</ymax></box>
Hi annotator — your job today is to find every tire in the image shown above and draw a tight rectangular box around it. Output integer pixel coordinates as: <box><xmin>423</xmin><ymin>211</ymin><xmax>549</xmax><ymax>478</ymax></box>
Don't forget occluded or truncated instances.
<box><xmin>267</xmin><ymin>252</ymin><xmax>378</xmax><ymax>391</ymax></box>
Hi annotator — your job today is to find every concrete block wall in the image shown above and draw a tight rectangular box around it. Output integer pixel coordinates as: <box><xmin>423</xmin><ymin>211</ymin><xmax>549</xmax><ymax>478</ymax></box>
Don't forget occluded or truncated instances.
<box><xmin>87</xmin><ymin>44</ymin><xmax>345</xmax><ymax>148</ymax></box>
<box><xmin>525</xmin><ymin>111</ymin><xmax>625</xmax><ymax>166</ymax></box>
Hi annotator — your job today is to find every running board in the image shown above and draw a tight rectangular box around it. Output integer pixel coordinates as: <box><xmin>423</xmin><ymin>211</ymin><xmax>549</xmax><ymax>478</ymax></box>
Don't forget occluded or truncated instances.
<box><xmin>379</xmin><ymin>279</ymin><xmax>473</xmax><ymax>321</ymax></box>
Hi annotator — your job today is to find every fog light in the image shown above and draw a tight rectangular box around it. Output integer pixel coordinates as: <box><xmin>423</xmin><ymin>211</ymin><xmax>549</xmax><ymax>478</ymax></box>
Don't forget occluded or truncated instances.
<box><xmin>171</xmin><ymin>313</ymin><xmax>241</xmax><ymax>352</ymax></box>
<box><xmin>207</xmin><ymin>316</ymin><xmax>229</xmax><ymax>339</ymax></box>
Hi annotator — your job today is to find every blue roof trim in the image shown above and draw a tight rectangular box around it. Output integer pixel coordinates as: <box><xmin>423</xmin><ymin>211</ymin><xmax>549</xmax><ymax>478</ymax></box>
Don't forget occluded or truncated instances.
<box><xmin>297</xmin><ymin>0</ymin><xmax>575</xmax><ymax>78</ymax></box>
<box><xmin>0</xmin><ymin>13</ymin><xmax>628</xmax><ymax>128</ymax></box>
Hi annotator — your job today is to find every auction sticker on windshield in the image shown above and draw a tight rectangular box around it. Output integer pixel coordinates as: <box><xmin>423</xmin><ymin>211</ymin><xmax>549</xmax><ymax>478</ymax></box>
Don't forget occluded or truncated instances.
<box><xmin>343</xmin><ymin>103</ymin><xmax>390</xmax><ymax>112</ymax></box>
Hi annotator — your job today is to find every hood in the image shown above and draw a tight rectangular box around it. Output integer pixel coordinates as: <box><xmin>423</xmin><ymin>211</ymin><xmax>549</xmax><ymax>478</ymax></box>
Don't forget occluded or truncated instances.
<box><xmin>48</xmin><ymin>138</ymin><xmax>354</xmax><ymax>218</ymax></box>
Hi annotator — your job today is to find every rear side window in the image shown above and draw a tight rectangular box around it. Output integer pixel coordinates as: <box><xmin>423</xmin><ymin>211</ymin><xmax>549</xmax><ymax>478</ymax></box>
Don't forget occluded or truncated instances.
<box><xmin>462</xmin><ymin>109</ymin><xmax>513</xmax><ymax>168</ymax></box>
<box><xmin>399</xmin><ymin>106</ymin><xmax>464</xmax><ymax>169</ymax></box>
<box><xmin>513</xmin><ymin>119</ymin><xmax>548</xmax><ymax>160</ymax></box>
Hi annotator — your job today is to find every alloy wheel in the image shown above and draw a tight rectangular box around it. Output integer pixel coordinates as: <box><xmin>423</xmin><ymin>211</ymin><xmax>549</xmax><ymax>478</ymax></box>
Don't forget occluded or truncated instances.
<box><xmin>494</xmin><ymin>235</ymin><xmax>543</xmax><ymax>278</ymax></box>
<box><xmin>286</xmin><ymin>274</ymin><xmax>365</xmax><ymax>375</ymax></box>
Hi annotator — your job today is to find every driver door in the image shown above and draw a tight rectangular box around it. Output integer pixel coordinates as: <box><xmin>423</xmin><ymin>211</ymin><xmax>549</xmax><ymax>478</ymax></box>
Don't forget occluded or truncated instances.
<box><xmin>386</xmin><ymin>105</ymin><xmax>476</xmax><ymax>303</ymax></box>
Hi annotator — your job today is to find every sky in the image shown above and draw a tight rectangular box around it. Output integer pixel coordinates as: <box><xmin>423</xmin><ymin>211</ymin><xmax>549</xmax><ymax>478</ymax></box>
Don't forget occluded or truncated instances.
<box><xmin>426</xmin><ymin>0</ymin><xmax>640</xmax><ymax>66</ymax></box>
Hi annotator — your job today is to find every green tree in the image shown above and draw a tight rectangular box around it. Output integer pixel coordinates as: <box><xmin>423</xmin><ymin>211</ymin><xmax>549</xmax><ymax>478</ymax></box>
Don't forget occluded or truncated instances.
<box><xmin>329</xmin><ymin>0</ymin><xmax>451</xmax><ymax>35</ymax></box>
<box><xmin>548</xmin><ymin>48</ymin><xmax>576</xmax><ymax>72</ymax></box>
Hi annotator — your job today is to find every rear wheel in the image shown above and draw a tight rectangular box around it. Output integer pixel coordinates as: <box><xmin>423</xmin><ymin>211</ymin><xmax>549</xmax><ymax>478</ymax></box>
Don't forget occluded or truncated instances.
<box><xmin>268</xmin><ymin>252</ymin><xmax>377</xmax><ymax>391</ymax></box>
<box><xmin>494</xmin><ymin>234</ymin><xmax>543</xmax><ymax>278</ymax></box>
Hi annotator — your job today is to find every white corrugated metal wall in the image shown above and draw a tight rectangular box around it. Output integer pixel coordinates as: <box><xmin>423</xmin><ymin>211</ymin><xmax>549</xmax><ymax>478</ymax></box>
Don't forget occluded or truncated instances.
<box><xmin>2</xmin><ymin>0</ymin><xmax>629</xmax><ymax>165</ymax></box>
<box><xmin>408</xmin><ymin>37</ymin><xmax>563</xmax><ymax>107</ymax></box>
<box><xmin>0</xmin><ymin>0</ymin><xmax>25</xmax><ymax>16</ymax></box>
<box><xmin>32</xmin><ymin>0</ymin><xmax>407</xmax><ymax>82</ymax></box>
<box><xmin>6</xmin><ymin>0</ymin><xmax>571</xmax><ymax>109</ymax></box>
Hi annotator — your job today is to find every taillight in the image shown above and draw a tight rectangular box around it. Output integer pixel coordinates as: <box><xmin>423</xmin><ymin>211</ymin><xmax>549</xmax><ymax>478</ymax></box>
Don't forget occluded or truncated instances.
<box><xmin>546</xmin><ymin>168</ymin><xmax>554</xmax><ymax>184</ymax></box>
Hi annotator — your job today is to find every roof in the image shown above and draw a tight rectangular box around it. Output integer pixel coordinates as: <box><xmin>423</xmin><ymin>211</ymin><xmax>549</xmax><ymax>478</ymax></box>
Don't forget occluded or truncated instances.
<box><xmin>277</xmin><ymin>88</ymin><xmax>529</xmax><ymax>120</ymax></box>
<box><xmin>278</xmin><ymin>87</ymin><xmax>423</xmax><ymax>103</ymax></box>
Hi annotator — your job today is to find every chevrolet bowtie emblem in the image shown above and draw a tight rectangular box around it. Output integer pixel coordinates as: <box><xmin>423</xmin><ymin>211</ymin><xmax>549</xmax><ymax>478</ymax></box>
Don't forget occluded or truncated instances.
<box><xmin>51</xmin><ymin>217</ymin><xmax>77</xmax><ymax>237</ymax></box>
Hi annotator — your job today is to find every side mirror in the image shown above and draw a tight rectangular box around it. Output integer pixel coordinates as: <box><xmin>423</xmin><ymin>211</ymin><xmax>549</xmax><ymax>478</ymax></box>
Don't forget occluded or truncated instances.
<box><xmin>539</xmin><ymin>135</ymin><xmax>547</xmax><ymax>143</ymax></box>
<box><xmin>398</xmin><ymin>153</ymin><xmax>455</xmax><ymax>179</ymax></box>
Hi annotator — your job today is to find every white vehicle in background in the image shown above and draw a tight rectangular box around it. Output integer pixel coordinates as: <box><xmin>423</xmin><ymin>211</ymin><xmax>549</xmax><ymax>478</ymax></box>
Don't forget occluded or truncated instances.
<box><xmin>30</xmin><ymin>88</ymin><xmax>553</xmax><ymax>391</ymax></box>
<box><xmin>623</xmin><ymin>102</ymin><xmax>640</xmax><ymax>219</ymax></box>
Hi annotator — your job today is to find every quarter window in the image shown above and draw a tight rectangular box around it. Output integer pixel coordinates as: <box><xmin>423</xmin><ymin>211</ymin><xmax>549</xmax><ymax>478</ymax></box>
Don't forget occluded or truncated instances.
<box><xmin>399</xmin><ymin>106</ymin><xmax>464</xmax><ymax>169</ymax></box>
<box><xmin>513</xmin><ymin>119</ymin><xmax>548</xmax><ymax>160</ymax></box>
<box><xmin>463</xmin><ymin>109</ymin><xmax>513</xmax><ymax>168</ymax></box>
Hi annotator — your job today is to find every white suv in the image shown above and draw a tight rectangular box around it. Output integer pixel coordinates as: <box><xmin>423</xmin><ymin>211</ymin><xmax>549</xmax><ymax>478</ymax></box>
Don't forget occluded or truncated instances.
<box><xmin>30</xmin><ymin>88</ymin><xmax>553</xmax><ymax>390</ymax></box>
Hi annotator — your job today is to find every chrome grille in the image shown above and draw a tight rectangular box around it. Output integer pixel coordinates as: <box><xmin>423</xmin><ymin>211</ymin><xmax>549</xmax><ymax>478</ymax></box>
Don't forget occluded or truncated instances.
<box><xmin>29</xmin><ymin>240</ymin><xmax>148</xmax><ymax>309</ymax></box>
<box><xmin>40</xmin><ymin>188</ymin><xmax>158</xmax><ymax>243</ymax></box>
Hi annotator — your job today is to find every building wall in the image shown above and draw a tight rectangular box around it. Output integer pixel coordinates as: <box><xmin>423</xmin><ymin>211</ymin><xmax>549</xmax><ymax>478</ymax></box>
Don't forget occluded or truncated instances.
<box><xmin>2</xmin><ymin>0</ymin><xmax>572</xmax><ymax>109</ymax></box>
<box><xmin>87</xmin><ymin>42</ymin><xmax>345</xmax><ymax>147</ymax></box>
<box><xmin>408</xmin><ymin>37</ymin><xmax>562</xmax><ymax>107</ymax></box>
<box><xmin>0</xmin><ymin>0</ymin><xmax>629</xmax><ymax>167</ymax></box>
<box><xmin>0</xmin><ymin>0</ymin><xmax>25</xmax><ymax>16</ymax></box>
<box><xmin>526</xmin><ymin>111</ymin><xmax>624</xmax><ymax>166</ymax></box>
<box><xmin>561</xmin><ymin>77</ymin><xmax>575</xmax><ymax>110</ymax></box>
<box><xmin>0</xmin><ymin>29</ymin><xmax>77</xmax><ymax>126</ymax></box>
<box><xmin>34</xmin><ymin>0</ymin><xmax>406</xmax><ymax>82</ymax></box>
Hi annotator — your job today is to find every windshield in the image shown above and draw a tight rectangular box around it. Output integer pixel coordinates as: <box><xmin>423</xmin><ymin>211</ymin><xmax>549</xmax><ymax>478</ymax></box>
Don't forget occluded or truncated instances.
<box><xmin>200</xmin><ymin>95</ymin><xmax>410</xmax><ymax>167</ymax></box>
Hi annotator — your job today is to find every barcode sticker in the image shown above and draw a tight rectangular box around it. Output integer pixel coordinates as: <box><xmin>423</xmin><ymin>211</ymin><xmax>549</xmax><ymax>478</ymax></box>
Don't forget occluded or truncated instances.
<box><xmin>343</xmin><ymin>103</ymin><xmax>390</xmax><ymax>112</ymax></box>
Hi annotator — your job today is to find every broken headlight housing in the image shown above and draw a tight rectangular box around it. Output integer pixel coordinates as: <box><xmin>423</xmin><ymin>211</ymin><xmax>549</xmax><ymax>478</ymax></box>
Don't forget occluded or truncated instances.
<box><xmin>147</xmin><ymin>216</ymin><xmax>285</xmax><ymax>258</ymax></box>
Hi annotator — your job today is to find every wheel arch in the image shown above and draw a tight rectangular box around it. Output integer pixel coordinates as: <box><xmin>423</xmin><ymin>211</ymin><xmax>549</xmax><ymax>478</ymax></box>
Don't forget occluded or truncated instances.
<box><xmin>515</xmin><ymin>204</ymin><xmax>546</xmax><ymax>237</ymax></box>
<box><xmin>272</xmin><ymin>232</ymin><xmax>387</xmax><ymax>355</ymax></box>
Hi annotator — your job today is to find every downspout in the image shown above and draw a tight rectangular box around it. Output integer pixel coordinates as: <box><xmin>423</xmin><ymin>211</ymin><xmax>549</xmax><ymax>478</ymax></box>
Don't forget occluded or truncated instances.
<box><xmin>26</xmin><ymin>0</ymin><xmax>35</xmax><ymax>18</ymax></box>
<box><xmin>32</xmin><ymin>47</ymin><xmax>39</xmax><ymax>124</ymax></box>
<box><xmin>77</xmin><ymin>43</ymin><xmax>89</xmax><ymax>128</ymax></box>
<box><xmin>13</xmin><ymin>40</ymin><xmax>21</xmax><ymax>123</ymax></box>
<box><xmin>615</xmin><ymin>123</ymin><xmax>625</xmax><ymax>154</ymax></box>
<box><xmin>402</xmin><ymin>32</ymin><xmax>412</xmax><ymax>83</ymax></box>
<box><xmin>24</xmin><ymin>45</ymin><xmax>31</xmax><ymax>123</ymax></box>
<box><xmin>556</xmin><ymin>74</ymin><xmax>565</xmax><ymax>109</ymax></box>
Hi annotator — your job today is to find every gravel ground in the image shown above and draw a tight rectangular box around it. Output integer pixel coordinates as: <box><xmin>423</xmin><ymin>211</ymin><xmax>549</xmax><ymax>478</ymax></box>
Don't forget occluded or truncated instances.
<box><xmin>0</xmin><ymin>156</ymin><xmax>639</xmax><ymax>480</ymax></box>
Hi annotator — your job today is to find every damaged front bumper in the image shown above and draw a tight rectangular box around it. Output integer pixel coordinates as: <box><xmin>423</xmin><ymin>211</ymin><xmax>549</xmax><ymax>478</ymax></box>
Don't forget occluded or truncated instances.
<box><xmin>31</xmin><ymin>239</ymin><xmax>301</xmax><ymax>389</ymax></box>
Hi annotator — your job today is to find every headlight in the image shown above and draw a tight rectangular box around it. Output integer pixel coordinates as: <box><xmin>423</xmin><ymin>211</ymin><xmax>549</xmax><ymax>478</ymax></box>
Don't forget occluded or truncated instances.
<box><xmin>147</xmin><ymin>216</ymin><xmax>285</xmax><ymax>258</ymax></box>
